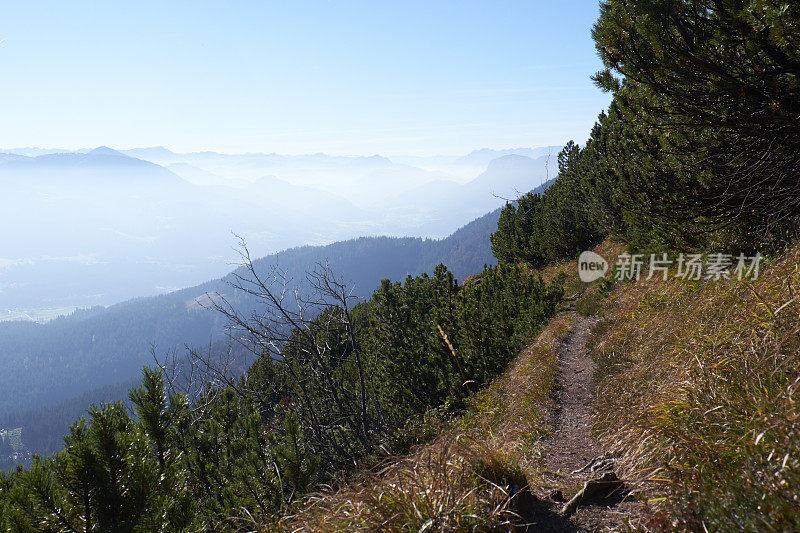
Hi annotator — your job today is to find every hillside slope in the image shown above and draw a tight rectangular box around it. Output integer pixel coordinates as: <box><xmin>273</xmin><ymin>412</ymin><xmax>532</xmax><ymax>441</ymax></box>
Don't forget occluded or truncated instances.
<box><xmin>281</xmin><ymin>240</ymin><xmax>800</xmax><ymax>531</ymax></box>
<box><xmin>589</xmin><ymin>246</ymin><xmax>800</xmax><ymax>530</ymax></box>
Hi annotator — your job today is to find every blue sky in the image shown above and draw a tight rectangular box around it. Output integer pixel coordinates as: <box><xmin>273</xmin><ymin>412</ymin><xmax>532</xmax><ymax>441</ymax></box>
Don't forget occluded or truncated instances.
<box><xmin>0</xmin><ymin>1</ymin><xmax>611</xmax><ymax>156</ymax></box>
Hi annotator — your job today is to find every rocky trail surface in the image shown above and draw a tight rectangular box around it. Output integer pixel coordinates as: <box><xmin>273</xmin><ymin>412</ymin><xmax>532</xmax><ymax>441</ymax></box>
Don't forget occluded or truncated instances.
<box><xmin>519</xmin><ymin>309</ymin><xmax>635</xmax><ymax>532</ymax></box>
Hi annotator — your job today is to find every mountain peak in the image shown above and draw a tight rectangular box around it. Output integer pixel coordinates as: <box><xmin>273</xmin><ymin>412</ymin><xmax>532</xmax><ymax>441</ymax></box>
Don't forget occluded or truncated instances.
<box><xmin>88</xmin><ymin>146</ymin><xmax>125</xmax><ymax>157</ymax></box>
<box><xmin>456</xmin><ymin>146</ymin><xmax>561</xmax><ymax>167</ymax></box>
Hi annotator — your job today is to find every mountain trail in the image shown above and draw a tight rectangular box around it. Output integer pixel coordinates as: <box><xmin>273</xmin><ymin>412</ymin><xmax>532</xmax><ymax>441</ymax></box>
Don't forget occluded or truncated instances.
<box><xmin>521</xmin><ymin>308</ymin><xmax>635</xmax><ymax>532</ymax></box>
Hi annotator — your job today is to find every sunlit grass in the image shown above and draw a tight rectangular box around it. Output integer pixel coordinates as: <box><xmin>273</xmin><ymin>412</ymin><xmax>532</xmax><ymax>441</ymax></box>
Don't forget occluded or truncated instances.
<box><xmin>591</xmin><ymin>245</ymin><xmax>800</xmax><ymax>531</ymax></box>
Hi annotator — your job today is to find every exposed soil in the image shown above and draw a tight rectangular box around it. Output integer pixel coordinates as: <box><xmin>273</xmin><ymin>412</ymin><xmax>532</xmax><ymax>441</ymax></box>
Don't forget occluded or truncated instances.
<box><xmin>541</xmin><ymin>310</ymin><xmax>600</xmax><ymax>481</ymax></box>
<box><xmin>519</xmin><ymin>309</ymin><xmax>634</xmax><ymax>532</ymax></box>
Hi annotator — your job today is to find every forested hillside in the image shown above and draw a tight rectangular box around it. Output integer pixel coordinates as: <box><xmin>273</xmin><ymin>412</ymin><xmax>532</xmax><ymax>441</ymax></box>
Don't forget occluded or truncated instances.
<box><xmin>0</xmin><ymin>380</ymin><xmax>139</xmax><ymax>471</ymax></box>
<box><xmin>2</xmin><ymin>1</ymin><xmax>799</xmax><ymax>530</ymax></box>
<box><xmin>0</xmin><ymin>246</ymin><xmax>564</xmax><ymax>530</ymax></box>
<box><xmin>0</xmin><ymin>200</ymin><xmax>543</xmax><ymax>462</ymax></box>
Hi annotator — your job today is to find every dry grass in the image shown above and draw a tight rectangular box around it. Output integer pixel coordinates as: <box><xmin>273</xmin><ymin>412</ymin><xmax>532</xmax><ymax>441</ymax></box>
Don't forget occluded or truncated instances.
<box><xmin>576</xmin><ymin>287</ymin><xmax>604</xmax><ymax>316</ymax></box>
<box><xmin>274</xmin><ymin>438</ymin><xmax>515</xmax><ymax>533</ymax></box>
<box><xmin>590</xmin><ymin>246</ymin><xmax>800</xmax><ymax>531</ymax></box>
<box><xmin>275</xmin><ymin>312</ymin><xmax>575</xmax><ymax>532</ymax></box>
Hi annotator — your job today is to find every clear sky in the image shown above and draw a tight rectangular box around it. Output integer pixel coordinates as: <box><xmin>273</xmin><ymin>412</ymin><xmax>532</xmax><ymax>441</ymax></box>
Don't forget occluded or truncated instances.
<box><xmin>0</xmin><ymin>1</ymin><xmax>611</xmax><ymax>156</ymax></box>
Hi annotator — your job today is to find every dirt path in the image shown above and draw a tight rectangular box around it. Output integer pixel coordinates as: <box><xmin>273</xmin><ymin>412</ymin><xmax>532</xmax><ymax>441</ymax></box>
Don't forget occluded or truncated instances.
<box><xmin>541</xmin><ymin>311</ymin><xmax>600</xmax><ymax>481</ymax></box>
<box><xmin>524</xmin><ymin>309</ymin><xmax>631</xmax><ymax>532</ymax></box>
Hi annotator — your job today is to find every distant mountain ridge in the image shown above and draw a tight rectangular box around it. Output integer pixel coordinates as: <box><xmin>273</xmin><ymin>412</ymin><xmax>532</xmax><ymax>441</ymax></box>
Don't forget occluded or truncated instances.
<box><xmin>0</xmin><ymin>147</ymin><xmax>185</xmax><ymax>187</ymax></box>
<box><xmin>382</xmin><ymin>154</ymin><xmax>551</xmax><ymax>235</ymax></box>
<box><xmin>455</xmin><ymin>146</ymin><xmax>562</xmax><ymax>167</ymax></box>
<box><xmin>0</xmin><ymin>145</ymin><xmax>556</xmax><ymax>310</ymax></box>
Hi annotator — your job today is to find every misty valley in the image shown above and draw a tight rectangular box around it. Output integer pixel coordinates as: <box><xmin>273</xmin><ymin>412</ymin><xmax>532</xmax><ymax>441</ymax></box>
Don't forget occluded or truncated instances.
<box><xmin>1</xmin><ymin>146</ymin><xmax>554</xmax><ymax>312</ymax></box>
<box><xmin>0</xmin><ymin>147</ymin><xmax>551</xmax><ymax>467</ymax></box>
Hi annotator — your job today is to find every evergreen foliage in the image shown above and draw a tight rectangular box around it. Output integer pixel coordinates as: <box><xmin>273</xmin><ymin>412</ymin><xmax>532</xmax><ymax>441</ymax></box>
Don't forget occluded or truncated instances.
<box><xmin>491</xmin><ymin>142</ymin><xmax>602</xmax><ymax>266</ymax></box>
<box><xmin>592</xmin><ymin>0</ymin><xmax>800</xmax><ymax>245</ymax></box>
<box><xmin>0</xmin><ymin>262</ymin><xmax>561</xmax><ymax>530</ymax></box>
<box><xmin>492</xmin><ymin>1</ymin><xmax>800</xmax><ymax>267</ymax></box>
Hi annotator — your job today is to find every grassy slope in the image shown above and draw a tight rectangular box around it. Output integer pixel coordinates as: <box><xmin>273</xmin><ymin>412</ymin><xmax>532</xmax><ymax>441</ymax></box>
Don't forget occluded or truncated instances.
<box><xmin>590</xmin><ymin>244</ymin><xmax>800</xmax><ymax>531</ymax></box>
<box><xmin>267</xmin><ymin>239</ymin><xmax>800</xmax><ymax>531</ymax></box>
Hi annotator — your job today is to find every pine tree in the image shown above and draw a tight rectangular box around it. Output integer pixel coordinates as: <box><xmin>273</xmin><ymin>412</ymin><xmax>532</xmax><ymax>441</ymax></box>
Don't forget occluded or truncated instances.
<box><xmin>275</xmin><ymin>412</ymin><xmax>319</xmax><ymax>500</ymax></box>
<box><xmin>593</xmin><ymin>0</ymin><xmax>800</xmax><ymax>245</ymax></box>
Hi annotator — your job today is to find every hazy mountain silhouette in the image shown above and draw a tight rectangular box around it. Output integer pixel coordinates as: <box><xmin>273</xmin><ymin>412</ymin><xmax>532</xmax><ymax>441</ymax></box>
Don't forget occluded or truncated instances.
<box><xmin>0</xmin><ymin>147</ymin><xmax>557</xmax><ymax>311</ymax></box>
